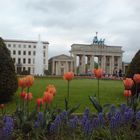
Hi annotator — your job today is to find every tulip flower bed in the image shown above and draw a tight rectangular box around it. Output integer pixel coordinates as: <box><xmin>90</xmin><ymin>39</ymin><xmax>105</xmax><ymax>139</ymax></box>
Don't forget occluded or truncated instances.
<box><xmin>0</xmin><ymin>70</ymin><xmax>140</xmax><ymax>139</ymax></box>
<box><xmin>5</xmin><ymin>78</ymin><xmax>124</xmax><ymax>113</ymax></box>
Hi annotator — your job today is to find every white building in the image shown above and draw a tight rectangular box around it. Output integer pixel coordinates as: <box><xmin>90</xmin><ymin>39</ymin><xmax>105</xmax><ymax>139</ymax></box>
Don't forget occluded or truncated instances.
<box><xmin>4</xmin><ymin>39</ymin><xmax>49</xmax><ymax>75</ymax></box>
<box><xmin>49</xmin><ymin>54</ymin><xmax>74</xmax><ymax>75</ymax></box>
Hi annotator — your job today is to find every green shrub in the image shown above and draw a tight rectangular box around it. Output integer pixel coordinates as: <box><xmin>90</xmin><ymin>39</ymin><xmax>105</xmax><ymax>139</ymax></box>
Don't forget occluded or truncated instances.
<box><xmin>0</xmin><ymin>37</ymin><xmax>18</xmax><ymax>103</ymax></box>
<box><xmin>126</xmin><ymin>50</ymin><xmax>140</xmax><ymax>77</ymax></box>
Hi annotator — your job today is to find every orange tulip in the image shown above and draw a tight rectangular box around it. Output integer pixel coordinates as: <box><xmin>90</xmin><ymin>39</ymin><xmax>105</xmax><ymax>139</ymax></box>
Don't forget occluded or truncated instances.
<box><xmin>18</xmin><ymin>75</ymin><xmax>34</xmax><ymax>88</ymax></box>
<box><xmin>46</xmin><ymin>84</ymin><xmax>56</xmax><ymax>96</ymax></box>
<box><xmin>133</xmin><ymin>74</ymin><xmax>140</xmax><ymax>84</ymax></box>
<box><xmin>93</xmin><ymin>69</ymin><xmax>103</xmax><ymax>79</ymax></box>
<box><xmin>0</xmin><ymin>104</ymin><xmax>4</xmax><ymax>109</ymax></box>
<box><xmin>25</xmin><ymin>75</ymin><xmax>34</xmax><ymax>87</ymax></box>
<box><xmin>43</xmin><ymin>92</ymin><xmax>53</xmax><ymax>103</ymax></box>
<box><xmin>36</xmin><ymin>98</ymin><xmax>44</xmax><ymax>107</ymax></box>
<box><xmin>18</xmin><ymin>77</ymin><xmax>26</xmax><ymax>88</ymax></box>
<box><xmin>123</xmin><ymin>78</ymin><xmax>134</xmax><ymax>90</ymax></box>
<box><xmin>124</xmin><ymin>90</ymin><xmax>132</xmax><ymax>97</ymax></box>
<box><xmin>24</xmin><ymin>92</ymin><xmax>33</xmax><ymax>101</ymax></box>
<box><xmin>20</xmin><ymin>91</ymin><xmax>26</xmax><ymax>99</ymax></box>
<box><xmin>63</xmin><ymin>72</ymin><xmax>74</xmax><ymax>81</ymax></box>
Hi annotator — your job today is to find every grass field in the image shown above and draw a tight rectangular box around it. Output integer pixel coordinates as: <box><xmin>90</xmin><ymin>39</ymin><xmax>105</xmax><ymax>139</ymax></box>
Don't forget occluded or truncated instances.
<box><xmin>6</xmin><ymin>77</ymin><xmax>125</xmax><ymax>113</ymax></box>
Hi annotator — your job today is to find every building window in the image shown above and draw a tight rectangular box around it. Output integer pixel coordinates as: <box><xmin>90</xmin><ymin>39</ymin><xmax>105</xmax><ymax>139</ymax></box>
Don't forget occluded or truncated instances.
<box><xmin>23</xmin><ymin>51</ymin><xmax>26</xmax><ymax>55</ymax></box>
<box><xmin>43</xmin><ymin>46</ymin><xmax>46</xmax><ymax>49</ymax></box>
<box><xmin>13</xmin><ymin>58</ymin><xmax>15</xmax><ymax>63</ymax></box>
<box><xmin>34</xmin><ymin>45</ymin><xmax>36</xmax><ymax>48</ymax></box>
<box><xmin>18</xmin><ymin>58</ymin><xmax>20</xmax><ymax>64</ymax></box>
<box><xmin>28</xmin><ymin>67</ymin><xmax>31</xmax><ymax>74</ymax></box>
<box><xmin>18</xmin><ymin>50</ymin><xmax>21</xmax><ymax>55</ymax></box>
<box><xmin>43</xmin><ymin>51</ymin><xmax>45</xmax><ymax>57</ymax></box>
<box><xmin>18</xmin><ymin>44</ymin><xmax>21</xmax><ymax>48</ymax></box>
<box><xmin>33</xmin><ymin>51</ymin><xmax>36</xmax><ymax>55</ymax></box>
<box><xmin>28</xmin><ymin>45</ymin><xmax>31</xmax><ymax>48</ymax></box>
<box><xmin>17</xmin><ymin>67</ymin><xmax>22</xmax><ymax>74</ymax></box>
<box><xmin>23</xmin><ymin>45</ymin><xmax>26</xmax><ymax>48</ymax></box>
<box><xmin>44</xmin><ymin>59</ymin><xmax>46</xmax><ymax>64</ymax></box>
<box><xmin>23</xmin><ymin>67</ymin><xmax>26</xmax><ymax>71</ymax></box>
<box><xmin>33</xmin><ymin>67</ymin><xmax>34</xmax><ymax>74</ymax></box>
<box><xmin>13</xmin><ymin>44</ymin><xmax>16</xmax><ymax>47</ymax></box>
<box><xmin>23</xmin><ymin>58</ymin><xmax>26</xmax><ymax>64</ymax></box>
<box><xmin>8</xmin><ymin>44</ymin><xmax>11</xmax><ymax>47</ymax></box>
<box><xmin>28</xmin><ymin>51</ymin><xmax>31</xmax><ymax>55</ymax></box>
<box><xmin>61</xmin><ymin>62</ymin><xmax>64</xmax><ymax>66</ymax></box>
<box><xmin>13</xmin><ymin>50</ymin><xmax>16</xmax><ymax>55</ymax></box>
<box><xmin>28</xmin><ymin>58</ymin><xmax>31</xmax><ymax>64</ymax></box>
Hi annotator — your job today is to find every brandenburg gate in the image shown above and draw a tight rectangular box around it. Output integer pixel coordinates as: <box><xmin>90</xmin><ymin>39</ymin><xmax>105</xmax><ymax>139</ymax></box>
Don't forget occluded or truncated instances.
<box><xmin>70</xmin><ymin>35</ymin><xmax>124</xmax><ymax>75</ymax></box>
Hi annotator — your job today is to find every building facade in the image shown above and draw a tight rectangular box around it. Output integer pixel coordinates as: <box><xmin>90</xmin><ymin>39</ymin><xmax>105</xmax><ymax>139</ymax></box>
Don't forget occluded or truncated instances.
<box><xmin>122</xmin><ymin>62</ymin><xmax>129</xmax><ymax>74</ymax></box>
<box><xmin>4</xmin><ymin>39</ymin><xmax>49</xmax><ymax>75</ymax></box>
<box><xmin>70</xmin><ymin>36</ymin><xmax>124</xmax><ymax>75</ymax></box>
<box><xmin>49</xmin><ymin>54</ymin><xmax>74</xmax><ymax>75</ymax></box>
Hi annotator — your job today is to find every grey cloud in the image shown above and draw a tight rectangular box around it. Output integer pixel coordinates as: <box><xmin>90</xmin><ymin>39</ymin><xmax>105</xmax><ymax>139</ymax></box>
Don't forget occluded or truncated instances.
<box><xmin>0</xmin><ymin>0</ymin><xmax>140</xmax><ymax>62</ymax></box>
<box><xmin>25</xmin><ymin>0</ymin><xmax>78</xmax><ymax>14</ymax></box>
<box><xmin>23</xmin><ymin>0</ymin><xmax>107</xmax><ymax>29</ymax></box>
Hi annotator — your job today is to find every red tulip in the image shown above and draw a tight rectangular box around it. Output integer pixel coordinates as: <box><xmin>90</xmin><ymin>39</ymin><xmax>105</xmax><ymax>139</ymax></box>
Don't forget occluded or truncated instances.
<box><xmin>36</xmin><ymin>98</ymin><xmax>44</xmax><ymax>107</ymax></box>
<box><xmin>133</xmin><ymin>74</ymin><xmax>140</xmax><ymax>84</ymax></box>
<box><xmin>24</xmin><ymin>92</ymin><xmax>33</xmax><ymax>101</ymax></box>
<box><xmin>63</xmin><ymin>72</ymin><xmax>74</xmax><ymax>81</ymax></box>
<box><xmin>124</xmin><ymin>90</ymin><xmax>132</xmax><ymax>97</ymax></box>
<box><xmin>123</xmin><ymin>78</ymin><xmax>134</xmax><ymax>90</ymax></box>
<box><xmin>43</xmin><ymin>92</ymin><xmax>53</xmax><ymax>103</ymax></box>
<box><xmin>93</xmin><ymin>69</ymin><xmax>103</xmax><ymax>78</ymax></box>
<box><xmin>20</xmin><ymin>91</ymin><xmax>26</xmax><ymax>99</ymax></box>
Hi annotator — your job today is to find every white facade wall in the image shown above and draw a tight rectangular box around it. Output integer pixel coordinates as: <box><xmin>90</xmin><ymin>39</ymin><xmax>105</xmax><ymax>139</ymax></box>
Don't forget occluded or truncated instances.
<box><xmin>4</xmin><ymin>39</ymin><xmax>49</xmax><ymax>75</ymax></box>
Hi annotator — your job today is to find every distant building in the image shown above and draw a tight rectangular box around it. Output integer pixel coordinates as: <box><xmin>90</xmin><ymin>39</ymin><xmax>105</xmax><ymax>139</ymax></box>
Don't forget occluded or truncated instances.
<box><xmin>122</xmin><ymin>62</ymin><xmax>130</xmax><ymax>74</ymax></box>
<box><xmin>70</xmin><ymin>35</ymin><xmax>124</xmax><ymax>75</ymax></box>
<box><xmin>4</xmin><ymin>39</ymin><xmax>49</xmax><ymax>75</ymax></box>
<box><xmin>49</xmin><ymin>54</ymin><xmax>74</xmax><ymax>75</ymax></box>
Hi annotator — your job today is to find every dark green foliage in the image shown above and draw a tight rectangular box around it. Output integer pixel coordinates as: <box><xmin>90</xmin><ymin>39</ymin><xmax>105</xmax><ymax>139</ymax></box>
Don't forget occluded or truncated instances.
<box><xmin>89</xmin><ymin>96</ymin><xmax>102</xmax><ymax>113</ymax></box>
<box><xmin>126</xmin><ymin>50</ymin><xmax>140</xmax><ymax>77</ymax></box>
<box><xmin>0</xmin><ymin>37</ymin><xmax>18</xmax><ymax>103</ymax></box>
<box><xmin>67</xmin><ymin>103</ymin><xmax>80</xmax><ymax>115</ymax></box>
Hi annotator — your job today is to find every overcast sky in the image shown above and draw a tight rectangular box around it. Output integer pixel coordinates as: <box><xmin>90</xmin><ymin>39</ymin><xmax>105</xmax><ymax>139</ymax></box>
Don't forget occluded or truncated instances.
<box><xmin>0</xmin><ymin>0</ymin><xmax>140</xmax><ymax>62</ymax></box>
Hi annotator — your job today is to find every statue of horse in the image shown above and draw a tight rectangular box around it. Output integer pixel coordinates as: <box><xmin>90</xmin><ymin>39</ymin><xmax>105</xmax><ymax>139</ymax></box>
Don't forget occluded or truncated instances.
<box><xmin>93</xmin><ymin>36</ymin><xmax>98</xmax><ymax>44</ymax></box>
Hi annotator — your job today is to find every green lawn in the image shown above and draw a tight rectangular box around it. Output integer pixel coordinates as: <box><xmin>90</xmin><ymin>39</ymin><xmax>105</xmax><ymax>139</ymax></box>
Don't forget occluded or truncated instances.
<box><xmin>6</xmin><ymin>77</ymin><xmax>125</xmax><ymax>113</ymax></box>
